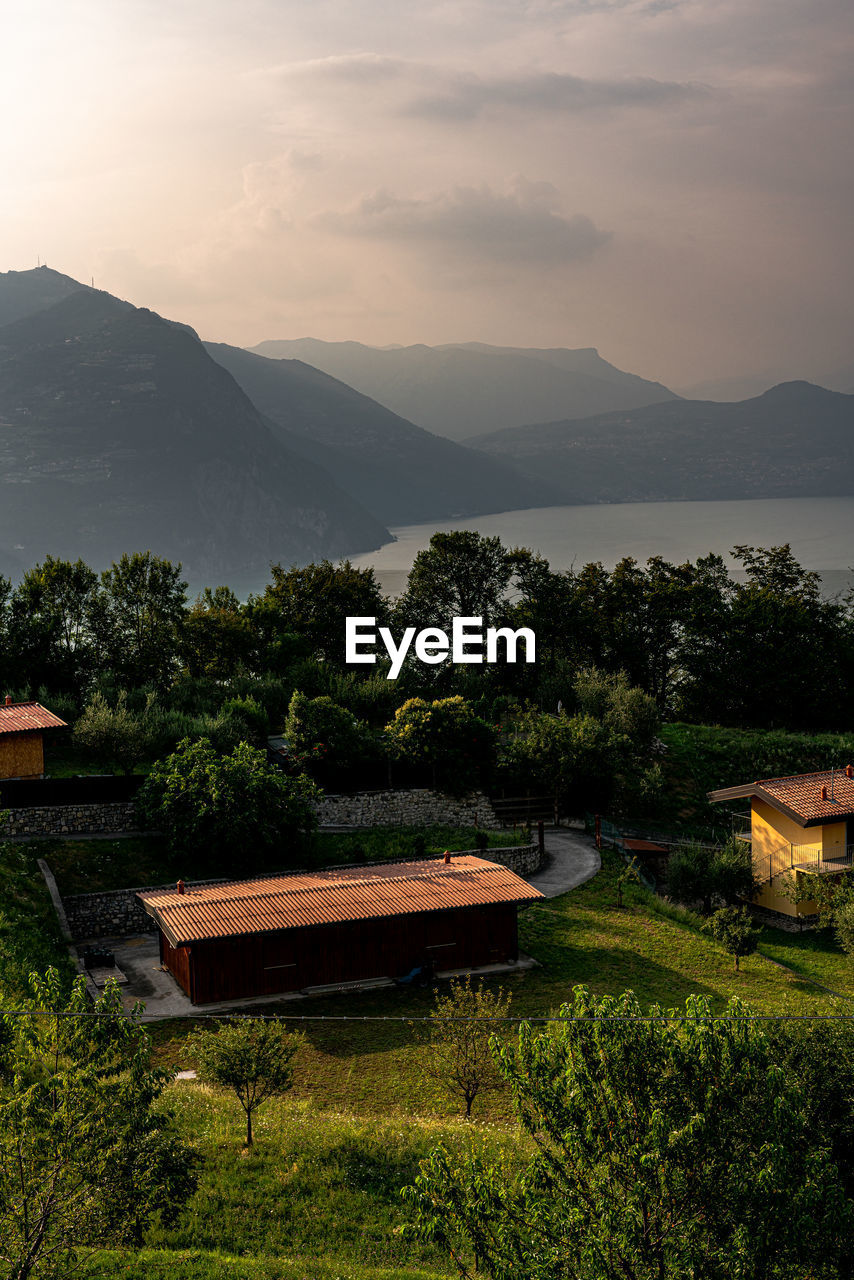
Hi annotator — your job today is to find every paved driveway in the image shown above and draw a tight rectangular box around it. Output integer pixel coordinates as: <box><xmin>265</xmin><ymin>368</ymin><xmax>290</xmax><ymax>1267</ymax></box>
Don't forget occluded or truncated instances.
<box><xmin>528</xmin><ymin>826</ymin><xmax>601</xmax><ymax>898</ymax></box>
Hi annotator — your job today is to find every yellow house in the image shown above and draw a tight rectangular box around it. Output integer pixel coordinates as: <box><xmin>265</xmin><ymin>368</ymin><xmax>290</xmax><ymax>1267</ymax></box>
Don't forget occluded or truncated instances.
<box><xmin>0</xmin><ymin>696</ymin><xmax>68</xmax><ymax>780</ymax></box>
<box><xmin>709</xmin><ymin>768</ymin><xmax>854</xmax><ymax>917</ymax></box>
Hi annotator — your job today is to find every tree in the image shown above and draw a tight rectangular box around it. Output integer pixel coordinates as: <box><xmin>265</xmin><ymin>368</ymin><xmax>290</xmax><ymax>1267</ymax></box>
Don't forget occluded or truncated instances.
<box><xmin>666</xmin><ymin>841</ymin><xmax>755</xmax><ymax>915</ymax></box>
<box><xmin>385</xmin><ymin>696</ymin><xmax>496</xmax><ymax>793</ymax></box>
<box><xmin>616</xmin><ymin>855</ymin><xmax>642</xmax><ymax>908</ymax></box>
<box><xmin>423</xmin><ymin>977</ymin><xmax>512</xmax><ymax>1120</ymax></box>
<box><xmin>73</xmin><ymin>690</ymin><xmax>158</xmax><ymax>774</ymax></box>
<box><xmin>92</xmin><ymin>552</ymin><xmax>187</xmax><ymax>689</ymax></box>
<box><xmin>136</xmin><ymin>737</ymin><xmax>320</xmax><ymax>873</ymax></box>
<box><xmin>284</xmin><ymin>691</ymin><xmax>374</xmax><ymax>769</ymax></box>
<box><xmin>398</xmin><ymin>531</ymin><xmax>516</xmax><ymax>634</ymax></box>
<box><xmin>404</xmin><ymin>987</ymin><xmax>852</xmax><ymax>1280</ymax></box>
<box><xmin>181</xmin><ymin>586</ymin><xmax>254</xmax><ymax>680</ymax></box>
<box><xmin>253</xmin><ymin>560</ymin><xmax>388</xmax><ymax>666</ymax></box>
<box><xmin>0</xmin><ymin>969</ymin><xmax>195</xmax><ymax>1280</ymax></box>
<box><xmin>9</xmin><ymin>557</ymin><xmax>99</xmax><ymax>697</ymax></box>
<box><xmin>186</xmin><ymin>1018</ymin><xmax>302</xmax><ymax>1147</ymax></box>
<box><xmin>705</xmin><ymin>905</ymin><xmax>762</xmax><ymax>970</ymax></box>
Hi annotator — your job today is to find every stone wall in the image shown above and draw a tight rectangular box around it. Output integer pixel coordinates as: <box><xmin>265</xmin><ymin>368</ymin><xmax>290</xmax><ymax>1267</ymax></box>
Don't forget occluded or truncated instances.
<box><xmin>1</xmin><ymin>802</ymin><xmax>138</xmax><ymax>838</ymax></box>
<box><xmin>317</xmin><ymin>788</ymin><xmax>500</xmax><ymax>830</ymax></box>
<box><xmin>64</xmin><ymin>877</ymin><xmax>229</xmax><ymax>941</ymax></box>
<box><xmin>456</xmin><ymin>843</ymin><xmax>542</xmax><ymax>877</ymax></box>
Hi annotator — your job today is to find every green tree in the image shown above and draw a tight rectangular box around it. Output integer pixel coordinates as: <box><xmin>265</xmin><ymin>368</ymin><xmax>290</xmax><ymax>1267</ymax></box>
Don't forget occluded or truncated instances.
<box><xmin>423</xmin><ymin>977</ymin><xmax>512</xmax><ymax>1119</ymax></box>
<box><xmin>404</xmin><ymin>987</ymin><xmax>852</xmax><ymax>1280</ymax></box>
<box><xmin>73</xmin><ymin>690</ymin><xmax>157</xmax><ymax>774</ymax></box>
<box><xmin>284</xmin><ymin>691</ymin><xmax>374</xmax><ymax>769</ymax></box>
<box><xmin>92</xmin><ymin>552</ymin><xmax>187</xmax><ymax>689</ymax></box>
<box><xmin>385</xmin><ymin>696</ymin><xmax>495</xmax><ymax>793</ymax></box>
<box><xmin>705</xmin><ymin>905</ymin><xmax>762</xmax><ymax>970</ymax></box>
<box><xmin>181</xmin><ymin>586</ymin><xmax>254</xmax><ymax>681</ymax></box>
<box><xmin>0</xmin><ymin>969</ymin><xmax>194</xmax><ymax>1280</ymax></box>
<box><xmin>398</xmin><ymin>531</ymin><xmax>516</xmax><ymax>633</ymax></box>
<box><xmin>666</xmin><ymin>841</ymin><xmax>755</xmax><ymax>915</ymax></box>
<box><xmin>253</xmin><ymin>560</ymin><xmax>388</xmax><ymax>666</ymax></box>
<box><xmin>9</xmin><ymin>557</ymin><xmax>99</xmax><ymax>697</ymax></box>
<box><xmin>186</xmin><ymin>1018</ymin><xmax>303</xmax><ymax>1147</ymax></box>
<box><xmin>136</xmin><ymin>737</ymin><xmax>320</xmax><ymax>872</ymax></box>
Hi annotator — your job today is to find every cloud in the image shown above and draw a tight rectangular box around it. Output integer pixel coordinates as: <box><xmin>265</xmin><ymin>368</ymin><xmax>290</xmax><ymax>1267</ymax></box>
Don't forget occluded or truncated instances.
<box><xmin>316</xmin><ymin>180</ymin><xmax>610</xmax><ymax>265</ymax></box>
<box><xmin>266</xmin><ymin>52</ymin><xmax>408</xmax><ymax>84</ymax></box>
<box><xmin>404</xmin><ymin>69</ymin><xmax>711</xmax><ymax>121</ymax></box>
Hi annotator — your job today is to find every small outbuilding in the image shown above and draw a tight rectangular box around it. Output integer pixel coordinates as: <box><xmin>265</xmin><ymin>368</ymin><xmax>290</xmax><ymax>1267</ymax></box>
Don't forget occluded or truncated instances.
<box><xmin>0</xmin><ymin>696</ymin><xmax>68</xmax><ymax>780</ymax></box>
<box><xmin>138</xmin><ymin>855</ymin><xmax>543</xmax><ymax>1005</ymax></box>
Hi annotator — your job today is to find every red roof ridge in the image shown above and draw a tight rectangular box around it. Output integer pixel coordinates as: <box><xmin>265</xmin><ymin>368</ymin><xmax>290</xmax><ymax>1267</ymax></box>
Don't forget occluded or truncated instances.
<box><xmin>140</xmin><ymin>855</ymin><xmax>505</xmax><ymax>907</ymax></box>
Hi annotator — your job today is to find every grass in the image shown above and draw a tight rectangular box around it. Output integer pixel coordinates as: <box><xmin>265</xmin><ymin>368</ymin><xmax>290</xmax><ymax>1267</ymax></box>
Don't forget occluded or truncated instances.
<box><xmin>44</xmin><ymin>826</ymin><xmax>523</xmax><ymax>897</ymax></box>
<box><xmin>77</xmin><ymin>1096</ymin><xmax>523</xmax><ymax>1279</ymax></box>
<box><xmin>0</xmin><ymin>841</ymin><xmax>74</xmax><ymax>1001</ymax></box>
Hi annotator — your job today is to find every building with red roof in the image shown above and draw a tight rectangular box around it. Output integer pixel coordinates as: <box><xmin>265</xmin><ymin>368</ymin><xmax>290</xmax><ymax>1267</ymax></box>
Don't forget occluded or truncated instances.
<box><xmin>0</xmin><ymin>696</ymin><xmax>68</xmax><ymax>780</ymax></box>
<box><xmin>709</xmin><ymin>766</ymin><xmax>854</xmax><ymax>917</ymax></box>
<box><xmin>139</xmin><ymin>855</ymin><xmax>543</xmax><ymax>1004</ymax></box>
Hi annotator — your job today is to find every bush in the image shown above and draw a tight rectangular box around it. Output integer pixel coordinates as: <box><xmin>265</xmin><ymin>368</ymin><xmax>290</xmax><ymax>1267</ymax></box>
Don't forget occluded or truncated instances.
<box><xmin>136</xmin><ymin>738</ymin><xmax>320</xmax><ymax>874</ymax></box>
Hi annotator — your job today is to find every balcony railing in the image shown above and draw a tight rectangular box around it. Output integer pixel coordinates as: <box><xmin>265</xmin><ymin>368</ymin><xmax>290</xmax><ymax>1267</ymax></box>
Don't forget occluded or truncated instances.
<box><xmin>754</xmin><ymin>842</ymin><xmax>854</xmax><ymax>886</ymax></box>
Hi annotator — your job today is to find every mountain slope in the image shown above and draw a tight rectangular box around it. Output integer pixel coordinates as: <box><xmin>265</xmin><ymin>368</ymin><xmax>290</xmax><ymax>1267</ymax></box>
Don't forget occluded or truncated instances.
<box><xmin>469</xmin><ymin>382</ymin><xmax>854</xmax><ymax>503</ymax></box>
<box><xmin>0</xmin><ymin>265</ymin><xmax>92</xmax><ymax>329</ymax></box>
<box><xmin>0</xmin><ymin>280</ymin><xmax>389</xmax><ymax>583</ymax></box>
<box><xmin>247</xmin><ymin>337</ymin><xmax>678</xmax><ymax>442</ymax></box>
<box><xmin>205</xmin><ymin>341</ymin><xmax>563</xmax><ymax>525</ymax></box>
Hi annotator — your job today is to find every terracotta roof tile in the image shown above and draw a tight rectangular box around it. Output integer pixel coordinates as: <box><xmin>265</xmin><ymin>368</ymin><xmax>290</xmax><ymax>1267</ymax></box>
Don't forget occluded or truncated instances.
<box><xmin>0</xmin><ymin>701</ymin><xmax>68</xmax><ymax>735</ymax></box>
<box><xmin>709</xmin><ymin>767</ymin><xmax>854</xmax><ymax>825</ymax></box>
<box><xmin>757</xmin><ymin>769</ymin><xmax>854</xmax><ymax>824</ymax></box>
<box><xmin>139</xmin><ymin>856</ymin><xmax>543</xmax><ymax>947</ymax></box>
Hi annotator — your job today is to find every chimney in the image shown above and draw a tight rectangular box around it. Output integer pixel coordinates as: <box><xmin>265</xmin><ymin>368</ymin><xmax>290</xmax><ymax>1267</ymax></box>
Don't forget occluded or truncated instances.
<box><xmin>177</xmin><ymin>879</ymin><xmax>185</xmax><ymax>895</ymax></box>
<box><xmin>4</xmin><ymin>695</ymin><xmax>11</xmax><ymax>706</ymax></box>
<box><xmin>821</xmin><ymin>786</ymin><xmax>828</xmax><ymax>801</ymax></box>
<box><xmin>846</xmin><ymin>765</ymin><xmax>853</xmax><ymax>779</ymax></box>
<box><xmin>443</xmin><ymin>850</ymin><xmax>451</xmax><ymax>865</ymax></box>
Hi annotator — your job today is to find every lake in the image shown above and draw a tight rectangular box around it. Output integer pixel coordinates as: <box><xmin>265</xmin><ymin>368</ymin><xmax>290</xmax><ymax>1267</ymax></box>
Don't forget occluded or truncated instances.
<box><xmin>351</xmin><ymin>496</ymin><xmax>854</xmax><ymax>599</ymax></box>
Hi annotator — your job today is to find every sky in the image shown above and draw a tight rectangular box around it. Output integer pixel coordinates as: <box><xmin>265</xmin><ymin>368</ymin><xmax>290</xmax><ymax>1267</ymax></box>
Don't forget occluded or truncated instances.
<box><xmin>2</xmin><ymin>0</ymin><xmax>853</xmax><ymax>391</ymax></box>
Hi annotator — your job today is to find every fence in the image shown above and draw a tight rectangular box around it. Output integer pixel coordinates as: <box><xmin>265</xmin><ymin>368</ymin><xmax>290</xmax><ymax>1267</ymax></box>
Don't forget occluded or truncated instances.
<box><xmin>0</xmin><ymin>774</ymin><xmax>145</xmax><ymax>809</ymax></box>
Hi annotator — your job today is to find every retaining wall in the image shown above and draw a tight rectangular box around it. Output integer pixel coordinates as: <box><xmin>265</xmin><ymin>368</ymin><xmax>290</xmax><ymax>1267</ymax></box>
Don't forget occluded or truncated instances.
<box><xmin>1</xmin><ymin>802</ymin><xmax>138</xmax><ymax>837</ymax></box>
<box><xmin>64</xmin><ymin>877</ymin><xmax>229</xmax><ymax>941</ymax></box>
<box><xmin>317</xmin><ymin>788</ymin><xmax>500</xmax><ymax>830</ymax></box>
<box><xmin>455</xmin><ymin>843</ymin><xmax>542</xmax><ymax>877</ymax></box>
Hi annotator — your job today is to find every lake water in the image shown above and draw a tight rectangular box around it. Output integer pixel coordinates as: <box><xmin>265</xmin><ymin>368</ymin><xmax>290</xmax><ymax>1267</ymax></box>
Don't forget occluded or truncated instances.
<box><xmin>351</xmin><ymin>497</ymin><xmax>854</xmax><ymax>599</ymax></box>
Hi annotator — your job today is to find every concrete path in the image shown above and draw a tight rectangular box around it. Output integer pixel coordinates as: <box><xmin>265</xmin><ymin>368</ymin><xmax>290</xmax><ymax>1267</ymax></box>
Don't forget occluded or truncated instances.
<box><xmin>528</xmin><ymin>826</ymin><xmax>601</xmax><ymax>898</ymax></box>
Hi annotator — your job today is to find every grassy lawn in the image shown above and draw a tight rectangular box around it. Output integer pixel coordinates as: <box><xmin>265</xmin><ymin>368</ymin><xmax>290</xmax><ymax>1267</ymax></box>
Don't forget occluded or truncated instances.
<box><xmin>0</xmin><ymin>842</ymin><xmax>74</xmax><ymax>1000</ymax></box>
<box><xmin>44</xmin><ymin>826</ymin><xmax>523</xmax><ymax>897</ymax></box>
<box><xmin>77</xmin><ymin>1096</ymin><xmax>520</xmax><ymax>1279</ymax></box>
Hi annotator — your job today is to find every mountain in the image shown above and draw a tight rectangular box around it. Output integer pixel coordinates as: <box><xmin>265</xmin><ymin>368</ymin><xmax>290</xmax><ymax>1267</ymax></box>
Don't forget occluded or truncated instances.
<box><xmin>247</xmin><ymin>338</ymin><xmax>678</xmax><ymax>442</ymax></box>
<box><xmin>469</xmin><ymin>382</ymin><xmax>854</xmax><ymax>503</ymax></box>
<box><xmin>205</xmin><ymin>342</ymin><xmax>563</xmax><ymax>526</ymax></box>
<box><xmin>0</xmin><ymin>265</ymin><xmax>92</xmax><ymax>329</ymax></box>
<box><xmin>0</xmin><ymin>274</ymin><xmax>389</xmax><ymax>585</ymax></box>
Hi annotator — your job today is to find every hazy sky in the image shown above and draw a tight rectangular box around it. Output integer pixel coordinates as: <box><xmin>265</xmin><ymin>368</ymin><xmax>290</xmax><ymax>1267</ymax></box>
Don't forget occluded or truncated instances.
<box><xmin>3</xmin><ymin>0</ymin><xmax>852</xmax><ymax>388</ymax></box>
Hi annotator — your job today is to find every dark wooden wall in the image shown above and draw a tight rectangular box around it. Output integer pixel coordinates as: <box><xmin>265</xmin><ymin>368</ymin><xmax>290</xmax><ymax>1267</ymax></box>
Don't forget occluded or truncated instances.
<box><xmin>161</xmin><ymin>903</ymin><xmax>519</xmax><ymax>1004</ymax></box>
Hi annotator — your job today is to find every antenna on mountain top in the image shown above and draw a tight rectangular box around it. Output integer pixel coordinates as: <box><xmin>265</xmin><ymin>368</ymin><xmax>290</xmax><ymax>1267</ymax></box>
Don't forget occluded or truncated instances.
<box><xmin>37</xmin><ymin>255</ymin><xmax>40</xmax><ymax>267</ymax></box>
<box><xmin>830</xmin><ymin>766</ymin><xmax>835</xmax><ymax>801</ymax></box>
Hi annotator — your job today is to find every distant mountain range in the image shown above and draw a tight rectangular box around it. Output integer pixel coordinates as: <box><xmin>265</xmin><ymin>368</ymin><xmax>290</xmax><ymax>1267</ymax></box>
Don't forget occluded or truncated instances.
<box><xmin>2</xmin><ymin>267</ymin><xmax>851</xmax><ymax>588</ymax></box>
<box><xmin>469</xmin><ymin>381</ymin><xmax>854</xmax><ymax>503</ymax></box>
<box><xmin>248</xmin><ymin>337</ymin><xmax>678</xmax><ymax>442</ymax></box>
<box><xmin>205</xmin><ymin>342</ymin><xmax>560</xmax><ymax>526</ymax></box>
<box><xmin>0</xmin><ymin>269</ymin><xmax>558</xmax><ymax>585</ymax></box>
<box><xmin>0</xmin><ymin>270</ymin><xmax>389</xmax><ymax>583</ymax></box>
